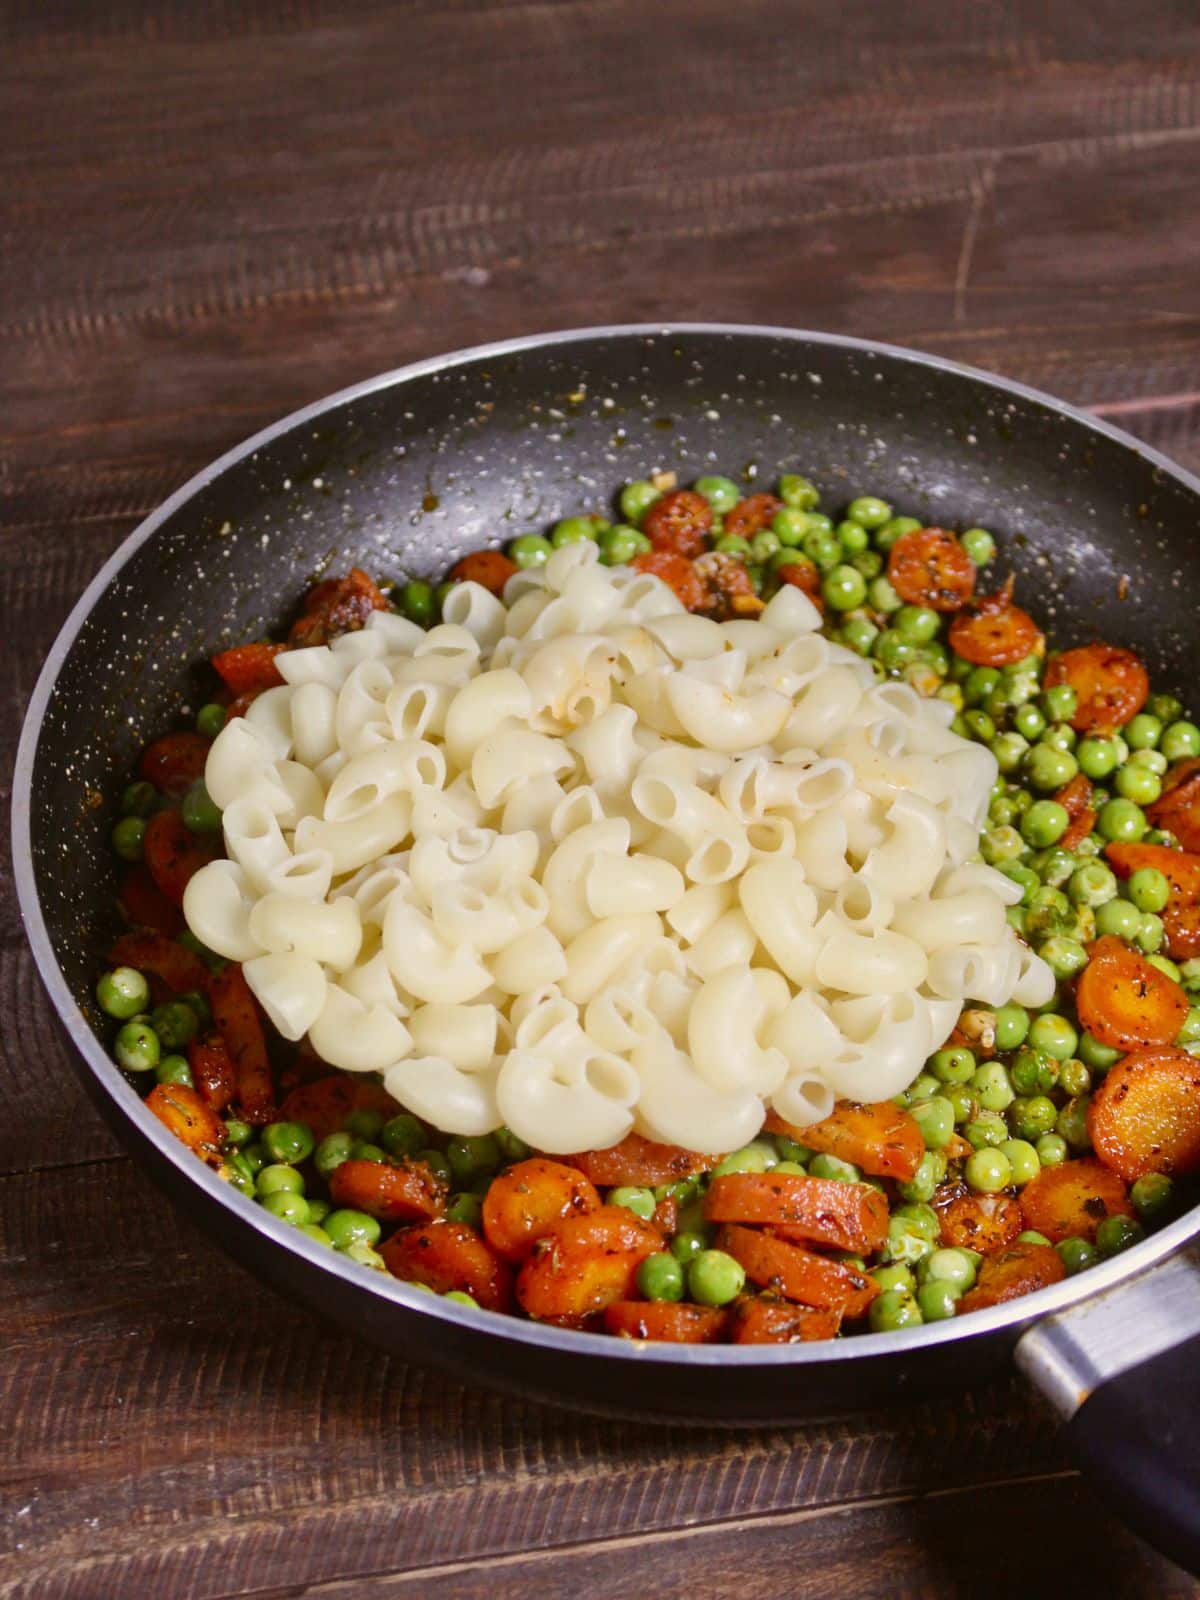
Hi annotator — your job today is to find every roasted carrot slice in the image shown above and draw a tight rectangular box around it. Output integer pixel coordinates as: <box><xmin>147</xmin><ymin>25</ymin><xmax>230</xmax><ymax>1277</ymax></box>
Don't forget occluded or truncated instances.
<box><xmin>564</xmin><ymin>1132</ymin><xmax>722</xmax><ymax>1187</ymax></box>
<box><xmin>381</xmin><ymin>1220</ymin><xmax>514</xmax><ymax>1312</ymax></box>
<box><xmin>947</xmin><ymin>582</ymin><xmax>1043</xmax><ymax>668</ymax></box>
<box><xmin>211</xmin><ymin>642</ymin><xmax>287</xmax><ymax>696</ymax></box>
<box><xmin>1074</xmin><ymin>934</ymin><xmax>1190</xmax><ymax>1052</ymax></box>
<box><xmin>117</xmin><ymin>863</ymin><xmax>185</xmax><ymax>937</ymax></box>
<box><xmin>1105</xmin><ymin>840</ymin><xmax>1200</xmax><ymax>897</ymax></box>
<box><xmin>630</xmin><ymin>550</ymin><xmax>706</xmax><ymax>610</ymax></box>
<box><xmin>959</xmin><ymin>1241</ymin><xmax>1066</xmax><ymax>1313</ymax></box>
<box><xmin>1163</xmin><ymin>901</ymin><xmax>1200</xmax><ymax>962</ymax></box>
<box><xmin>137</xmin><ymin>732</ymin><xmax>211</xmax><ymax>797</ymax></box>
<box><xmin>887</xmin><ymin>528</ymin><xmax>975</xmax><ymax>611</ymax></box>
<box><xmin>776</xmin><ymin>555</ymin><xmax>824</xmax><ymax>608</ymax></box>
<box><xmin>704</xmin><ymin>1172</ymin><xmax>890</xmax><ymax>1254</ymax></box>
<box><xmin>1055</xmin><ymin>773</ymin><xmax>1096</xmax><ymax>851</ymax></box>
<box><xmin>448</xmin><ymin>549</ymin><xmax>519</xmax><ymax>596</ymax></box>
<box><xmin>1043</xmin><ymin>643</ymin><xmax>1149</xmax><ymax>734</ymax></box>
<box><xmin>1088</xmin><ymin>1045</ymin><xmax>1200</xmax><ymax>1182</ymax></box>
<box><xmin>643</xmin><ymin>489</ymin><xmax>713</xmax><ymax>557</ymax></box>
<box><xmin>603</xmin><ymin>1301</ymin><xmax>728</xmax><ymax>1343</ymax></box>
<box><xmin>146</xmin><ymin>1082</ymin><xmax>226</xmax><ymax>1167</ymax></box>
<box><xmin>330</xmin><ymin>1157</ymin><xmax>447</xmax><ymax>1222</ymax></box>
<box><xmin>481</xmin><ymin>1158</ymin><xmax>600</xmax><ymax>1262</ymax></box>
<box><xmin>109</xmin><ymin>929</ymin><xmax>209</xmax><ymax>994</ymax></box>
<box><xmin>189</xmin><ymin>1033</ymin><xmax>237</xmax><ymax>1112</ymax></box>
<box><xmin>1018</xmin><ymin>1157</ymin><xmax>1134</xmax><ymax>1242</ymax></box>
<box><xmin>288</xmin><ymin>567</ymin><xmax>389</xmax><ymax>647</ymax></box>
<box><xmin>278</xmin><ymin>1075</ymin><xmax>400</xmax><ymax>1142</ymax></box>
<box><xmin>723</xmin><ymin>494</ymin><xmax>783</xmax><ymax>540</ymax></box>
<box><xmin>715</xmin><ymin>1224</ymin><xmax>879</xmax><ymax>1317</ymax></box>
<box><xmin>142</xmin><ymin>808</ymin><xmax>219</xmax><ymax>905</ymax></box>
<box><xmin>514</xmin><ymin>1206</ymin><xmax>661</xmax><ymax>1326</ymax></box>
<box><xmin>767</xmin><ymin>1101</ymin><xmax>924</xmax><ymax>1183</ymax></box>
<box><xmin>1147</xmin><ymin>759</ymin><xmax>1200</xmax><ymax>853</ymax></box>
<box><xmin>936</xmin><ymin>1190</ymin><xmax>1023</xmax><ymax>1254</ymax></box>
<box><xmin>208</xmin><ymin>963</ymin><xmax>274</xmax><ymax>1123</ymax></box>
<box><xmin>727</xmin><ymin>1298</ymin><xmax>841</xmax><ymax>1345</ymax></box>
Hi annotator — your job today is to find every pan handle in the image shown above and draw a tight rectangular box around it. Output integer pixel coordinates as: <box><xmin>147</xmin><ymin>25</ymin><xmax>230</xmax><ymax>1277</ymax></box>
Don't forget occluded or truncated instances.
<box><xmin>1015</xmin><ymin>1245</ymin><xmax>1200</xmax><ymax>1575</ymax></box>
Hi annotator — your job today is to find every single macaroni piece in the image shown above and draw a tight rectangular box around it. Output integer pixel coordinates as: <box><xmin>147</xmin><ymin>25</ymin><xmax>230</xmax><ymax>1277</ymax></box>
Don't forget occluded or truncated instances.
<box><xmin>191</xmin><ymin>542</ymin><xmax>1052</xmax><ymax>1153</ymax></box>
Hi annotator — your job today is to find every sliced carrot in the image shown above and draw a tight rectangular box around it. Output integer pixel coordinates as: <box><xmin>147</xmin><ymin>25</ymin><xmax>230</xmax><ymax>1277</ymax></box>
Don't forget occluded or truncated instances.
<box><xmin>1018</xmin><ymin>1157</ymin><xmax>1134</xmax><ymax>1242</ymax></box>
<box><xmin>603</xmin><ymin>1301</ymin><xmax>729</xmax><ymax>1343</ymax></box>
<box><xmin>1088</xmin><ymin>1045</ymin><xmax>1200</xmax><ymax>1182</ymax></box>
<box><xmin>288</xmin><ymin>567</ymin><xmax>389</xmax><ymax>647</ymax></box>
<box><xmin>715</xmin><ymin>1224</ymin><xmax>879</xmax><ymax>1317</ymax></box>
<box><xmin>142</xmin><ymin>808</ymin><xmax>219</xmax><ymax>905</ymax></box>
<box><xmin>278</xmin><ymin>1075</ymin><xmax>400</xmax><ymax>1142</ymax></box>
<box><xmin>137</xmin><ymin>732</ymin><xmax>211</xmax><ymax>797</ymax></box>
<box><xmin>514</xmin><ymin>1206</ymin><xmax>661</xmax><ymax>1326</ymax></box>
<box><xmin>947</xmin><ymin>582</ymin><xmax>1043</xmax><ymax>667</ymax></box>
<box><xmin>109</xmin><ymin>929</ymin><xmax>208</xmax><ymax>994</ymax></box>
<box><xmin>146</xmin><ymin>1082</ymin><xmax>226</xmax><ymax>1167</ymax></box>
<box><xmin>381</xmin><ymin>1220</ymin><xmax>514</xmax><ymax>1312</ymax></box>
<box><xmin>652</xmin><ymin>1194</ymin><xmax>679</xmax><ymax>1236</ymax></box>
<box><xmin>1043</xmin><ymin>643</ymin><xmax>1149</xmax><ymax>734</ymax></box>
<box><xmin>1074</xmin><ymin>934</ymin><xmax>1189</xmax><ymax>1052</ymax></box>
<box><xmin>959</xmin><ymin>1241</ymin><xmax>1066</xmax><ymax>1313</ymax></box>
<box><xmin>189</xmin><ymin>1033</ymin><xmax>237</xmax><ymax>1112</ymax></box>
<box><xmin>887</xmin><ymin>528</ymin><xmax>975</xmax><ymax>611</ymax></box>
<box><xmin>703</xmin><ymin>1172</ymin><xmax>890</xmax><ymax>1255</ymax></box>
<box><xmin>767</xmin><ymin>1101</ymin><xmax>924</xmax><ymax>1183</ymax></box>
<box><xmin>1147</xmin><ymin>759</ymin><xmax>1200</xmax><ymax>853</ymax></box>
<box><xmin>448</xmin><ymin>549</ymin><xmax>519</xmax><ymax>596</ymax></box>
<box><xmin>643</xmin><ymin>489</ymin><xmax>713</xmax><ymax>557</ymax></box>
<box><xmin>117</xmin><ymin>863</ymin><xmax>185</xmax><ymax>937</ymax></box>
<box><xmin>727</xmin><ymin>1298</ymin><xmax>842</xmax><ymax>1345</ymax></box>
<box><xmin>723</xmin><ymin>494</ymin><xmax>783</xmax><ymax>541</ymax></box>
<box><xmin>211</xmin><ymin>642</ymin><xmax>287</xmax><ymax>696</ymax></box>
<box><xmin>329</xmin><ymin>1157</ymin><xmax>447</xmax><ymax>1222</ymax></box>
<box><xmin>480</xmin><ymin>1159</ymin><xmax>600</xmax><ymax>1263</ymax></box>
<box><xmin>630</xmin><ymin>550</ymin><xmax>706</xmax><ymax>610</ymax></box>
<box><xmin>208</xmin><ymin>963</ymin><xmax>274</xmax><ymax>1123</ymax></box>
<box><xmin>1163</xmin><ymin>901</ymin><xmax>1200</xmax><ymax>961</ymax></box>
<box><xmin>936</xmin><ymin>1188</ymin><xmax>1023</xmax><ymax>1254</ymax></box>
<box><xmin>564</xmin><ymin>1132</ymin><xmax>722</xmax><ymax>1187</ymax></box>
<box><xmin>1055</xmin><ymin>773</ymin><xmax>1096</xmax><ymax>851</ymax></box>
<box><xmin>1105</xmin><ymin>840</ymin><xmax>1200</xmax><ymax>897</ymax></box>
<box><xmin>776</xmin><ymin>556</ymin><xmax>823</xmax><ymax>608</ymax></box>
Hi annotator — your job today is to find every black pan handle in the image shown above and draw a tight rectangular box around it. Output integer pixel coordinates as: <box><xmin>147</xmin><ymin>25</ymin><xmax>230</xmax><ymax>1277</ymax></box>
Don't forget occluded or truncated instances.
<box><xmin>1016</xmin><ymin>1245</ymin><xmax>1200</xmax><ymax>1576</ymax></box>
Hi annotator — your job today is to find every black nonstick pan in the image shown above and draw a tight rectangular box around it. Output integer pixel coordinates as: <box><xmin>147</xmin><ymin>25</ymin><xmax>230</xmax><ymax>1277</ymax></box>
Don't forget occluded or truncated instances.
<box><xmin>13</xmin><ymin>325</ymin><xmax>1200</xmax><ymax>1572</ymax></box>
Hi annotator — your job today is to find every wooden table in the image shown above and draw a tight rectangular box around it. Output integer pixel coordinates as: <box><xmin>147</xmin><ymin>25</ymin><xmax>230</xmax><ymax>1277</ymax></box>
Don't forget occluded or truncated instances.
<box><xmin>5</xmin><ymin>4</ymin><xmax>1200</xmax><ymax>1595</ymax></box>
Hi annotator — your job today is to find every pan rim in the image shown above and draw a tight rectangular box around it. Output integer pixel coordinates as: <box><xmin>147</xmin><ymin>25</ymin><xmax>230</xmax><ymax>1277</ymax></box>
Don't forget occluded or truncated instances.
<box><xmin>14</xmin><ymin>320</ymin><xmax>1200</xmax><ymax>1369</ymax></box>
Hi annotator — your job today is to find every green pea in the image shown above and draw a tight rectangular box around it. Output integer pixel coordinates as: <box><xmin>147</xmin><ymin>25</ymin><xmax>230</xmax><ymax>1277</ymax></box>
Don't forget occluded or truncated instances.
<box><xmin>990</xmin><ymin>795</ymin><xmax>1019</xmax><ymax>828</ymax></box>
<box><xmin>1162</xmin><ymin>720</ymin><xmax>1200</xmax><ymax>761</ymax></box>
<box><xmin>508</xmin><ymin>534</ymin><xmax>554</xmax><ymax>569</ymax></box>
<box><xmin>96</xmin><ymin>966</ymin><xmax>151</xmax><ymax>1021</ymax></box>
<box><xmin>840</xmin><ymin>615</ymin><xmax>879</xmax><ymax>656</ymax></box>
<box><xmin>636</xmin><ymin>1252</ymin><xmax>685</xmax><ymax>1303</ymax></box>
<box><xmin>1075</xmin><ymin>1036</ymin><xmax>1119</xmax><ymax>1080</ymax></box>
<box><xmin>1115</xmin><ymin>764</ymin><xmax>1162</xmax><ymax>806</ymax></box>
<box><xmin>1021</xmin><ymin>800</ymin><xmax>1070</xmax><ymax>847</ymax></box>
<box><xmin>874</xmin><ymin>631</ymin><xmax>918</xmax><ymax>674</ymax></box>
<box><xmin>120</xmin><ymin>780</ymin><xmax>159</xmax><ymax>817</ymax></box>
<box><xmin>836</xmin><ymin>519</ymin><xmax>870</xmax><ymax>554</ymax></box>
<box><xmin>1029</xmin><ymin>1014</ymin><xmax>1078</xmax><ymax>1061</ymax></box>
<box><xmin>377</xmin><ymin>1115</ymin><xmax>424</xmax><ymax>1159</ymax></box>
<box><xmin>491</xmin><ymin>1127</ymin><xmax>531</xmax><ymax>1165</ymax></box>
<box><xmin>305</xmin><ymin>1198</ymin><xmax>330</xmax><ymax>1226</ymax></box>
<box><xmin>1122</xmin><ymin>867</ymin><xmax>1169</xmax><ymax>916</ymax></box>
<box><xmin>1011</xmin><ymin>1094</ymin><xmax>1056</xmax><ymax>1145</ymax></box>
<box><xmin>994</xmin><ymin>1004</ymin><xmax>1031</xmax><ymax>1051</ymax></box>
<box><xmin>868</xmin><ymin>575</ymin><xmax>903</xmax><ymax>613</ymax></box>
<box><xmin>1067</xmin><ymin>862</ymin><xmax>1116</xmax><ymax>908</ymax></box>
<box><xmin>944</xmin><ymin>1084</ymin><xmax>979</xmax><ymax>1125</ymax></box>
<box><xmin>916</xmin><ymin>1280</ymin><xmax>959</xmax><ymax>1321</ymax></box>
<box><xmin>988</xmin><ymin>735</ymin><xmax>1028</xmax><ymax>778</ymax></box>
<box><xmin>1131</xmin><ymin>1172</ymin><xmax>1174</xmax><ymax>1221</ymax></box>
<box><xmin>670</xmin><ymin>1230</ymin><xmax>710</xmax><ymax>1263</ymax></box>
<box><xmin>263</xmin><ymin>1121</ymin><xmax>315</xmax><ymax>1165</ymax></box>
<box><xmin>694</xmin><ymin>474</ymin><xmax>741</xmax><ymax>512</ymax></box>
<box><xmin>223</xmin><ymin>1118</ymin><xmax>252</xmax><ymax>1149</ymax></box>
<box><xmin>325</xmin><ymin>1209</ymin><xmax>381</xmax><ymax>1250</ymax></box>
<box><xmin>688</xmin><ymin>1249</ymin><xmax>745</xmax><ymax>1307</ymax></box>
<box><xmin>875</xmin><ymin>515</ymin><xmax>921</xmax><ymax>551</ymax></box>
<box><xmin>902</xmin><ymin>1073</ymin><xmax>940</xmax><ymax>1106</ymax></box>
<box><xmin>400</xmin><ymin>580</ymin><xmax>435</xmax><ymax>625</ymax></box>
<box><xmin>1076</xmin><ymin>737</ymin><xmax>1119</xmax><ymax>779</ymax></box>
<box><xmin>314</xmin><ymin>1133</ymin><xmax>355</xmax><ymax>1180</ymax></box>
<box><xmin>852</xmin><ymin>548</ymin><xmax>884</xmax><ymax>581</ymax></box>
<box><xmin>930</xmin><ymin>1045</ymin><xmax>976</xmax><ymax>1085</ymax></box>
<box><xmin>1026</xmin><ymin>746</ymin><xmax>1078</xmax><ymax>795</ymax></box>
<box><xmin>1056</xmin><ymin>1236</ymin><xmax>1097</xmax><ymax>1275</ymax></box>
<box><xmin>114</xmin><ymin>1020</ymin><xmax>160</xmax><ymax>1073</ymax></box>
<box><xmin>1149</xmin><ymin>693</ymin><xmax>1183</xmax><ymax>723</ymax></box>
<box><xmin>1149</xmin><ymin>953</ymin><xmax>1182</xmax><ymax>984</ymax></box>
<box><xmin>778</xmin><ymin>473</ymin><xmax>819</xmax><ymax>511</ymax></box>
<box><xmin>339</xmin><ymin>1110</ymin><xmax>380</xmax><ymax>1142</ymax></box>
<box><xmin>965</xmin><ymin>710</ymin><xmax>996</xmax><ymax>744</ymax></box>
<box><xmin>1097</xmin><ymin>797</ymin><xmax>1147</xmax><ymax>843</ymax></box>
<box><xmin>713</xmin><ymin>1140</ymin><xmax>779</xmax><ymax>1176</ymax></box>
<box><xmin>596</xmin><ymin>524</ymin><xmax>648</xmax><ymax>565</ymax></box>
<box><xmin>618</xmin><ymin>479</ymin><xmax>661</xmax><ymax>524</ymax></box>
<box><xmin>417</xmin><ymin>1148</ymin><xmax>453</xmax><ymax>1184</ymax></box>
<box><xmin>446</xmin><ymin>1192</ymin><xmax>484</xmax><ymax>1228</ymax></box>
<box><xmin>345</xmin><ymin>1241</ymin><xmax>387</xmax><ymax>1271</ymax></box>
<box><xmin>257</xmin><ymin>1163</ymin><xmax>304</xmax><ymax>1197</ymax></box>
<box><xmin>1124</xmin><ymin>712</ymin><xmax>1162</xmax><ymax>750</ymax></box>
<box><xmin>805</xmin><ymin>531</ymin><xmax>843</xmax><ymax>571</ymax></box>
<box><xmin>894</xmin><ymin>1202</ymin><xmax>941</xmax><ymax>1243</ymax></box>
<box><xmin>1036</xmin><ymin>684</ymin><xmax>1075</xmax><ymax>726</ymax></box>
<box><xmin>148</xmin><ymin>1001</ymin><xmax>198</xmax><ymax>1052</ymax></box>
<box><xmin>1092</xmin><ymin>897</ymin><xmax>1139</xmax><ymax>942</ymax></box>
<box><xmin>906</xmin><ymin>1097</ymin><xmax>953</xmax><ymax>1150</ymax></box>
<box><xmin>1058</xmin><ymin>1059</ymin><xmax>1092</xmax><ymax>1097</ymax></box>
<box><xmin>260</xmin><ymin>1190</ymin><xmax>310</xmax><ymax>1226</ymax></box>
<box><xmin>299</xmin><ymin>1223</ymin><xmax>333</xmax><ymax>1246</ymax></box>
<box><xmin>1130</xmin><ymin>747</ymin><xmax>1168</xmax><ymax>777</ymax></box>
<box><xmin>1035</xmin><ymin>1133</ymin><xmax>1069</xmax><ymax>1168</ymax></box>
<box><xmin>715</xmin><ymin>533</ymin><xmax>752</xmax><ymax>557</ymax></box>
<box><xmin>610</xmin><ymin>1185</ymin><xmax>657</xmax><ymax>1221</ymax></box>
<box><xmin>1040</xmin><ymin>720</ymin><xmax>1077</xmax><ymax>752</ymax></box>
<box><xmin>111</xmin><ymin>816</ymin><xmax>146</xmax><ymax>861</ymax></box>
<box><xmin>190</xmin><ymin>699</ymin><xmax>225</xmax><ymax>740</ymax></box>
<box><xmin>225</xmin><ymin>1152</ymin><xmax>257</xmax><ymax>1196</ymax></box>
<box><xmin>869</xmin><ymin>1288</ymin><xmax>923</xmax><ymax>1332</ymax></box>
<box><xmin>920</xmin><ymin>1248</ymin><xmax>977</xmax><ymax>1294</ymax></box>
<box><xmin>819</xmin><ymin>564</ymin><xmax>866</xmax><ymax>611</ymax></box>
<box><xmin>964</xmin><ymin>1147</ymin><xmax>1012</xmax><ymax>1194</ymax></box>
<box><xmin>550</xmin><ymin>515</ymin><xmax>599</xmax><ymax>547</ymax></box>
<box><xmin>181</xmin><ymin>780</ymin><xmax>222</xmax><ymax>835</ymax></box>
<box><xmin>808</xmin><ymin>1152</ymin><xmax>861</xmax><ymax>1183</ymax></box>
<box><xmin>842</xmin><ymin>494</ymin><xmax>890</xmax><ymax>530</ymax></box>
<box><xmin>434</xmin><ymin>580</ymin><xmax>458</xmax><ymax>615</ymax></box>
<box><xmin>766</xmin><ymin>507</ymin><xmax>806</xmax><ymax>547</ymax></box>
<box><xmin>960</xmin><ymin>526</ymin><xmax>996</xmax><ymax>565</ymax></box>
<box><xmin>965</xmin><ymin>1111</ymin><xmax>1009</xmax><ymax>1150</ymax></box>
<box><xmin>871</xmin><ymin>1262</ymin><xmax>916</xmax><ymax>1295</ymax></box>
<box><xmin>240</xmin><ymin>1143</ymin><xmax>266</xmax><ymax>1176</ymax></box>
<box><xmin>446</xmin><ymin>1134</ymin><xmax>501</xmax><ymax>1184</ymax></box>
<box><xmin>1038</xmin><ymin>935</ymin><xmax>1089</xmax><ymax>980</ymax></box>
<box><xmin>971</xmin><ymin>1062</ymin><xmax>1015</xmax><ymax>1112</ymax></box>
<box><xmin>1178</xmin><ymin>1007</ymin><xmax>1200</xmax><ymax>1046</ymax></box>
<box><xmin>1135</xmin><ymin>913</ymin><xmax>1166</xmax><ymax>955</ymax></box>
<box><xmin>1013</xmin><ymin>703</ymin><xmax>1046</xmax><ymax>742</ymax></box>
<box><xmin>1095</xmin><ymin>1214</ymin><xmax>1144</xmax><ymax>1258</ymax></box>
<box><xmin>890</xmin><ymin>605</ymin><xmax>939</xmax><ymax>646</ymax></box>
<box><xmin>897</xmin><ymin>1150</ymin><xmax>948</xmax><ymax>1205</ymax></box>
<box><xmin>1000</xmin><ymin>1138</ymin><xmax>1040</xmax><ymax>1187</ymax></box>
<box><xmin>1055</xmin><ymin>1095</ymin><xmax>1092</xmax><ymax>1151</ymax></box>
<box><xmin>1012</xmin><ymin>1046</ymin><xmax>1059</xmax><ymax>1096</ymax></box>
<box><xmin>802</xmin><ymin>512</ymin><xmax>834</xmax><ymax>536</ymax></box>
<box><xmin>980</xmin><ymin>825</ymin><xmax>1025</xmax><ymax>866</ymax></box>
<box><xmin>155</xmin><ymin>1053</ymin><xmax>193</xmax><ymax>1088</ymax></box>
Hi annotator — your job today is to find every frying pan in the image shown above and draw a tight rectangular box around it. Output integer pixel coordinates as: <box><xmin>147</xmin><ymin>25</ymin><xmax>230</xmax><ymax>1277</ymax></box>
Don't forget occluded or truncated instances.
<box><xmin>13</xmin><ymin>325</ymin><xmax>1200</xmax><ymax>1572</ymax></box>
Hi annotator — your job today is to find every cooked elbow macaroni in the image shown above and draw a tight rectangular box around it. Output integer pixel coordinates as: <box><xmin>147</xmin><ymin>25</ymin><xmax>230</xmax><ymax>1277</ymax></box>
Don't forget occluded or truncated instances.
<box><xmin>186</xmin><ymin>542</ymin><xmax>1050</xmax><ymax>1151</ymax></box>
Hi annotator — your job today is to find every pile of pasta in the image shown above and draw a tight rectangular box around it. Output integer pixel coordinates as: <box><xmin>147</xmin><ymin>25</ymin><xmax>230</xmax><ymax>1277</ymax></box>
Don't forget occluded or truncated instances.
<box><xmin>183</xmin><ymin>542</ymin><xmax>1054</xmax><ymax>1154</ymax></box>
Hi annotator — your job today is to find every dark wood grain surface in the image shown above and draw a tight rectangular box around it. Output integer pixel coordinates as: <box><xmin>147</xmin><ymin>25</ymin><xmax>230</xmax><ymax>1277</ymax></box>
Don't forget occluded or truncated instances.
<box><xmin>5</xmin><ymin>3</ymin><xmax>1200</xmax><ymax>1596</ymax></box>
